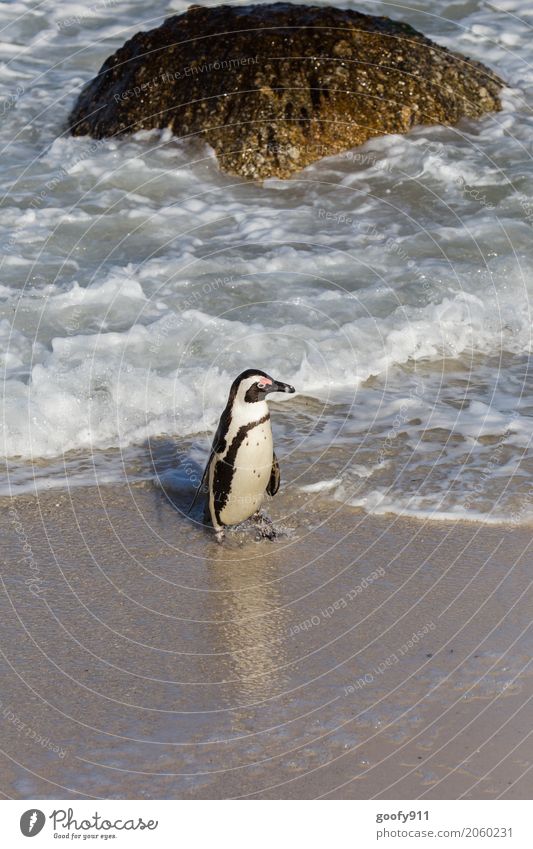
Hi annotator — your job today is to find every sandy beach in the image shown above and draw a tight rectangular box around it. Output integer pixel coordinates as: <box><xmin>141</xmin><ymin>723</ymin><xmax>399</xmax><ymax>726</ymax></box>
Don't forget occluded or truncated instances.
<box><xmin>1</xmin><ymin>482</ymin><xmax>532</xmax><ymax>799</ymax></box>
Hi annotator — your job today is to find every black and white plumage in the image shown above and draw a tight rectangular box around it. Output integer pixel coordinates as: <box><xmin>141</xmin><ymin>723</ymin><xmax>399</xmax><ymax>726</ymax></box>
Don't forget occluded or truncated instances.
<box><xmin>191</xmin><ymin>369</ymin><xmax>295</xmax><ymax>542</ymax></box>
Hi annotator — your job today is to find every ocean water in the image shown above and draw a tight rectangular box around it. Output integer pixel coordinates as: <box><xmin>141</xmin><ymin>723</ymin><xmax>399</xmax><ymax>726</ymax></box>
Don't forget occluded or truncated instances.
<box><xmin>1</xmin><ymin>0</ymin><xmax>533</xmax><ymax>524</ymax></box>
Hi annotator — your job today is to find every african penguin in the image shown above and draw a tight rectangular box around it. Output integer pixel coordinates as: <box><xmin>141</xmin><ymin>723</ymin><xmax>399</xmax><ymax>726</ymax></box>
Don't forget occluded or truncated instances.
<box><xmin>190</xmin><ymin>369</ymin><xmax>295</xmax><ymax>542</ymax></box>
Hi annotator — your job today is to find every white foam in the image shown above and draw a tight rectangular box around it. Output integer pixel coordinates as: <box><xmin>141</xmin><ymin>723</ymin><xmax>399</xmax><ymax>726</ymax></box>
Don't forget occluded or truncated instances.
<box><xmin>1</xmin><ymin>0</ymin><xmax>533</xmax><ymax>524</ymax></box>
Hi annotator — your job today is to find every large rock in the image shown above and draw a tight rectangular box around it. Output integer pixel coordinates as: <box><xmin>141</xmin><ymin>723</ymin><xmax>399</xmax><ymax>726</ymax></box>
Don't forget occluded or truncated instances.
<box><xmin>68</xmin><ymin>2</ymin><xmax>504</xmax><ymax>179</ymax></box>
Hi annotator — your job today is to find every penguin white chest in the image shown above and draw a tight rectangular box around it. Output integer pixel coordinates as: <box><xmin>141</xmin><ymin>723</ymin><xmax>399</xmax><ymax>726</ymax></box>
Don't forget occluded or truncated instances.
<box><xmin>218</xmin><ymin>420</ymin><xmax>273</xmax><ymax>525</ymax></box>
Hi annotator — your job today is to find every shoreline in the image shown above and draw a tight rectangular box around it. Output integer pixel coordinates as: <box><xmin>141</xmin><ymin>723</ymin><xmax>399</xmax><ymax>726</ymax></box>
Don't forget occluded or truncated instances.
<box><xmin>1</xmin><ymin>483</ymin><xmax>532</xmax><ymax>799</ymax></box>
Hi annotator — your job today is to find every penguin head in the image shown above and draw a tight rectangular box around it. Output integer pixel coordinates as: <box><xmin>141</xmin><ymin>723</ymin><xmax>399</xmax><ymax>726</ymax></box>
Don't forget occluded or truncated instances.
<box><xmin>230</xmin><ymin>369</ymin><xmax>295</xmax><ymax>404</ymax></box>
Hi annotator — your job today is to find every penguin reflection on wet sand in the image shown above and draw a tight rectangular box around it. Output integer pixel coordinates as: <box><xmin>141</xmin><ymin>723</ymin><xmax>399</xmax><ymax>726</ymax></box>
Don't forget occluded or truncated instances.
<box><xmin>190</xmin><ymin>369</ymin><xmax>295</xmax><ymax>542</ymax></box>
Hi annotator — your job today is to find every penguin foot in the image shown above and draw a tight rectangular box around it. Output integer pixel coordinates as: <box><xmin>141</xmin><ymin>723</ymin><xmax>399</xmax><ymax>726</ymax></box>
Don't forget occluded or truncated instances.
<box><xmin>215</xmin><ymin>529</ymin><xmax>225</xmax><ymax>544</ymax></box>
<box><xmin>251</xmin><ymin>510</ymin><xmax>277</xmax><ymax>540</ymax></box>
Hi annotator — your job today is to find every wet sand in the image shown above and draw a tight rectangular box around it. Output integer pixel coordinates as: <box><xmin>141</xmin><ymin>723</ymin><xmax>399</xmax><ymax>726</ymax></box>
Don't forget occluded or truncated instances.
<box><xmin>1</xmin><ymin>482</ymin><xmax>532</xmax><ymax>799</ymax></box>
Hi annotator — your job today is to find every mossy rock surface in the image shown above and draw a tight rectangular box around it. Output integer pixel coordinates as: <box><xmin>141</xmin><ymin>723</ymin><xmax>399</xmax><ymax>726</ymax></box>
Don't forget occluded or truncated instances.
<box><xmin>68</xmin><ymin>2</ymin><xmax>504</xmax><ymax>179</ymax></box>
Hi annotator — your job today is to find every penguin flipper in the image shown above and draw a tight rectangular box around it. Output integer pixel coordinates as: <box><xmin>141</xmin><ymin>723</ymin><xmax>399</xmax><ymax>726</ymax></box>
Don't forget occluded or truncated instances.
<box><xmin>266</xmin><ymin>452</ymin><xmax>281</xmax><ymax>496</ymax></box>
<box><xmin>188</xmin><ymin>407</ymin><xmax>228</xmax><ymax>515</ymax></box>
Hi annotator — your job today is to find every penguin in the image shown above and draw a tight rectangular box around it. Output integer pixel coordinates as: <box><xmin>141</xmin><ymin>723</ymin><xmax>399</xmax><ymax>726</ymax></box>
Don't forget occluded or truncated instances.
<box><xmin>190</xmin><ymin>369</ymin><xmax>295</xmax><ymax>542</ymax></box>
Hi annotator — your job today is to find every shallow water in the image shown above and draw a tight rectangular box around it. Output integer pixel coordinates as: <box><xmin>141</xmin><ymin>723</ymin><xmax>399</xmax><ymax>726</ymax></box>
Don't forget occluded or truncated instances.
<box><xmin>1</xmin><ymin>0</ymin><xmax>533</xmax><ymax>524</ymax></box>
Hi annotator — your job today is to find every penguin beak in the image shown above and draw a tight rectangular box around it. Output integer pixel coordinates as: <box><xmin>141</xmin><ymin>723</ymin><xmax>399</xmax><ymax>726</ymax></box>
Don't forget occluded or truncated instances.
<box><xmin>268</xmin><ymin>379</ymin><xmax>295</xmax><ymax>394</ymax></box>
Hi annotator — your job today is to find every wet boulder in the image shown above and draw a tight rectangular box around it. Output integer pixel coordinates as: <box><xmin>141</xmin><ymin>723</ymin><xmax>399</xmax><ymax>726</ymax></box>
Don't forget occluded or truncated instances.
<box><xmin>68</xmin><ymin>2</ymin><xmax>504</xmax><ymax>179</ymax></box>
